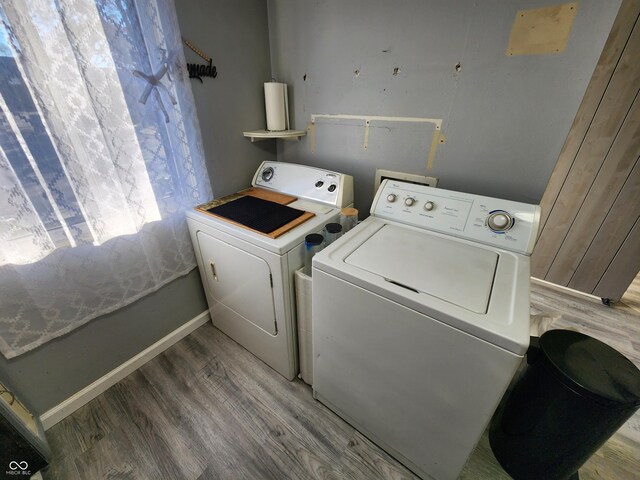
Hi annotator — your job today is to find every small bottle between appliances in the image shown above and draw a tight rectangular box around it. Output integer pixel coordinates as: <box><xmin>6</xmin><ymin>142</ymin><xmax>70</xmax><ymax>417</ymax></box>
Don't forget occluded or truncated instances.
<box><xmin>303</xmin><ymin>233</ymin><xmax>324</xmax><ymax>276</ymax></box>
<box><xmin>324</xmin><ymin>223</ymin><xmax>343</xmax><ymax>246</ymax></box>
<box><xmin>340</xmin><ymin>207</ymin><xmax>358</xmax><ymax>233</ymax></box>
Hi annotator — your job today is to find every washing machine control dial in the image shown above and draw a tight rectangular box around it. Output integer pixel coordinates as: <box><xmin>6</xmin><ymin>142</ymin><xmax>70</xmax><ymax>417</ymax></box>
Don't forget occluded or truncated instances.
<box><xmin>404</xmin><ymin>197</ymin><xmax>416</xmax><ymax>207</ymax></box>
<box><xmin>387</xmin><ymin>193</ymin><xmax>397</xmax><ymax>203</ymax></box>
<box><xmin>424</xmin><ymin>201</ymin><xmax>435</xmax><ymax>211</ymax></box>
<box><xmin>261</xmin><ymin>167</ymin><xmax>274</xmax><ymax>182</ymax></box>
<box><xmin>487</xmin><ymin>211</ymin><xmax>514</xmax><ymax>232</ymax></box>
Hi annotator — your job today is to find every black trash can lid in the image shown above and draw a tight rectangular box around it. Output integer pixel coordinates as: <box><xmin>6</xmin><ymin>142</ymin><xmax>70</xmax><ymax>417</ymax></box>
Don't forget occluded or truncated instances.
<box><xmin>540</xmin><ymin>330</ymin><xmax>640</xmax><ymax>408</ymax></box>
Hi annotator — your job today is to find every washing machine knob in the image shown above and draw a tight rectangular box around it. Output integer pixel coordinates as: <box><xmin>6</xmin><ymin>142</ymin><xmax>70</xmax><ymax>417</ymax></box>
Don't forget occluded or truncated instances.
<box><xmin>487</xmin><ymin>211</ymin><xmax>513</xmax><ymax>232</ymax></box>
<box><xmin>405</xmin><ymin>197</ymin><xmax>416</xmax><ymax>207</ymax></box>
<box><xmin>387</xmin><ymin>193</ymin><xmax>397</xmax><ymax>203</ymax></box>
<box><xmin>424</xmin><ymin>201</ymin><xmax>435</xmax><ymax>211</ymax></box>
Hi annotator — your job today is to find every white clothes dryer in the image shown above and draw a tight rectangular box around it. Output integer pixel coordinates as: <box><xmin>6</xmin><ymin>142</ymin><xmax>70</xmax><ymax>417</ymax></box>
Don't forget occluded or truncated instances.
<box><xmin>187</xmin><ymin>162</ymin><xmax>353</xmax><ymax>380</ymax></box>
<box><xmin>312</xmin><ymin>179</ymin><xmax>540</xmax><ymax>480</ymax></box>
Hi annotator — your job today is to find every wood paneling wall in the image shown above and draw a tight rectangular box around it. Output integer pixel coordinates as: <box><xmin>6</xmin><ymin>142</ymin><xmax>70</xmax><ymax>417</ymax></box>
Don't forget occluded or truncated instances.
<box><xmin>532</xmin><ymin>1</ymin><xmax>640</xmax><ymax>302</ymax></box>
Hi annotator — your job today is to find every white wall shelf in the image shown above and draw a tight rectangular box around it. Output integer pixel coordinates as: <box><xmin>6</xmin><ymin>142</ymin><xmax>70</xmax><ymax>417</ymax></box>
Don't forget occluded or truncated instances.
<box><xmin>243</xmin><ymin>129</ymin><xmax>307</xmax><ymax>142</ymax></box>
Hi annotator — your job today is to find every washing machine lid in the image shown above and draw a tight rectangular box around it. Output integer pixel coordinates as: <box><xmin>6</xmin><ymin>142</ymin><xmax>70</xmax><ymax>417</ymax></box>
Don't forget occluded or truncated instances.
<box><xmin>345</xmin><ymin>224</ymin><xmax>498</xmax><ymax>313</ymax></box>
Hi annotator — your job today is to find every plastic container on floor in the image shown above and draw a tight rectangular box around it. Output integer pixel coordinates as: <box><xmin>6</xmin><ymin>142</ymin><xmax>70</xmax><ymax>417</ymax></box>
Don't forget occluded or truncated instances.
<box><xmin>489</xmin><ymin>329</ymin><xmax>640</xmax><ymax>480</ymax></box>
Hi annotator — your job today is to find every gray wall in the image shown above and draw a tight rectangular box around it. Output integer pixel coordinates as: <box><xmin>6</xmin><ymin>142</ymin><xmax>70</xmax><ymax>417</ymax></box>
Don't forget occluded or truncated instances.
<box><xmin>177</xmin><ymin>0</ymin><xmax>276</xmax><ymax>197</ymax></box>
<box><xmin>267</xmin><ymin>0</ymin><xmax>621</xmax><ymax>212</ymax></box>
<box><xmin>0</xmin><ymin>0</ymin><xmax>274</xmax><ymax>416</ymax></box>
<box><xmin>0</xmin><ymin>270</ymin><xmax>207</xmax><ymax>414</ymax></box>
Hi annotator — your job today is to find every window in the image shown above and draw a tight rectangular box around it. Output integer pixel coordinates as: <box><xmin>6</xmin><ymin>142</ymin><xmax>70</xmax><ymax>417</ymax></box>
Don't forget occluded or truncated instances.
<box><xmin>0</xmin><ymin>0</ymin><xmax>211</xmax><ymax>358</ymax></box>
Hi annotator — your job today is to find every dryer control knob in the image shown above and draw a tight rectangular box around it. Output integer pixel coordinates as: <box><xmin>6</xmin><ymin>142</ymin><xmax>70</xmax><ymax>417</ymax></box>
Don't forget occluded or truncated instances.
<box><xmin>405</xmin><ymin>197</ymin><xmax>416</xmax><ymax>207</ymax></box>
<box><xmin>487</xmin><ymin>211</ymin><xmax>513</xmax><ymax>232</ymax></box>
<box><xmin>387</xmin><ymin>194</ymin><xmax>397</xmax><ymax>203</ymax></box>
<box><xmin>261</xmin><ymin>167</ymin><xmax>274</xmax><ymax>182</ymax></box>
<box><xmin>424</xmin><ymin>201</ymin><xmax>435</xmax><ymax>211</ymax></box>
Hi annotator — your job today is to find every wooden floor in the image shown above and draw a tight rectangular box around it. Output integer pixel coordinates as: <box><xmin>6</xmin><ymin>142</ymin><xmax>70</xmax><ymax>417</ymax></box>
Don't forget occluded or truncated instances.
<box><xmin>621</xmin><ymin>271</ymin><xmax>640</xmax><ymax>316</ymax></box>
<box><xmin>44</xmin><ymin>281</ymin><xmax>640</xmax><ymax>480</ymax></box>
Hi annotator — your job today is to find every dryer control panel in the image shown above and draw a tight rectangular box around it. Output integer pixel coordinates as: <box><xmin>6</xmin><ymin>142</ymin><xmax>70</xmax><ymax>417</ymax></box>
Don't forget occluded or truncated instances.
<box><xmin>253</xmin><ymin>161</ymin><xmax>354</xmax><ymax>208</ymax></box>
<box><xmin>372</xmin><ymin>180</ymin><xmax>540</xmax><ymax>255</ymax></box>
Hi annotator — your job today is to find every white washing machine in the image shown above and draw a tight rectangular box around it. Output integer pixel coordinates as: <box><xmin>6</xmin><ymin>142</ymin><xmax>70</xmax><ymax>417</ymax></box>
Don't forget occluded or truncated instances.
<box><xmin>187</xmin><ymin>162</ymin><xmax>353</xmax><ymax>380</ymax></box>
<box><xmin>312</xmin><ymin>179</ymin><xmax>540</xmax><ymax>480</ymax></box>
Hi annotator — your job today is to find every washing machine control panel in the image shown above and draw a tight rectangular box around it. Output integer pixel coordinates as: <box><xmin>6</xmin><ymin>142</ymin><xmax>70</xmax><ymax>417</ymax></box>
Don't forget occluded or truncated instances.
<box><xmin>373</xmin><ymin>180</ymin><xmax>540</xmax><ymax>255</ymax></box>
<box><xmin>252</xmin><ymin>161</ymin><xmax>354</xmax><ymax>208</ymax></box>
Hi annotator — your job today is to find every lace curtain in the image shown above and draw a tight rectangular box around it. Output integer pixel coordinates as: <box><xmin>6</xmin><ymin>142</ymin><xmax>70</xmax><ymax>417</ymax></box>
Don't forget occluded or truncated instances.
<box><xmin>0</xmin><ymin>0</ymin><xmax>212</xmax><ymax>358</ymax></box>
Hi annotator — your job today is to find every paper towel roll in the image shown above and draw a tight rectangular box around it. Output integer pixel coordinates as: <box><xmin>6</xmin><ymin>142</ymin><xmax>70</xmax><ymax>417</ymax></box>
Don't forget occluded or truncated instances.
<box><xmin>264</xmin><ymin>82</ymin><xmax>289</xmax><ymax>131</ymax></box>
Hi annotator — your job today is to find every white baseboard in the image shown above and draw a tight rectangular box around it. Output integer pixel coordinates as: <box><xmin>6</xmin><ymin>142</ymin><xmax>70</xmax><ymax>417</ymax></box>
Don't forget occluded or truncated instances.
<box><xmin>40</xmin><ymin>310</ymin><xmax>210</xmax><ymax>430</ymax></box>
<box><xmin>531</xmin><ymin>277</ymin><xmax>601</xmax><ymax>302</ymax></box>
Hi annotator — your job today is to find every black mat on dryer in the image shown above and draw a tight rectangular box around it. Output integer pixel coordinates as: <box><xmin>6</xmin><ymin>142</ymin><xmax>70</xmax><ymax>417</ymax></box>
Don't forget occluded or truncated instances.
<box><xmin>206</xmin><ymin>195</ymin><xmax>305</xmax><ymax>234</ymax></box>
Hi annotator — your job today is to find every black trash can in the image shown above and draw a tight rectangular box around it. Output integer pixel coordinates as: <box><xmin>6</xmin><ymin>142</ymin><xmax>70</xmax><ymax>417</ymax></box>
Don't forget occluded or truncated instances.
<box><xmin>489</xmin><ymin>329</ymin><xmax>640</xmax><ymax>480</ymax></box>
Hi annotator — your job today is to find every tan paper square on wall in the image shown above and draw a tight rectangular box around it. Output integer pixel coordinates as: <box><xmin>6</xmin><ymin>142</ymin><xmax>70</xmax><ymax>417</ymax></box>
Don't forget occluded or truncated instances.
<box><xmin>507</xmin><ymin>2</ymin><xmax>578</xmax><ymax>56</ymax></box>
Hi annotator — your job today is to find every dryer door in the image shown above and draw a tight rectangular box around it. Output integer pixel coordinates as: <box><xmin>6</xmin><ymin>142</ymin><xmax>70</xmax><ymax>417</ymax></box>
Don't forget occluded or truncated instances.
<box><xmin>197</xmin><ymin>231</ymin><xmax>277</xmax><ymax>335</ymax></box>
